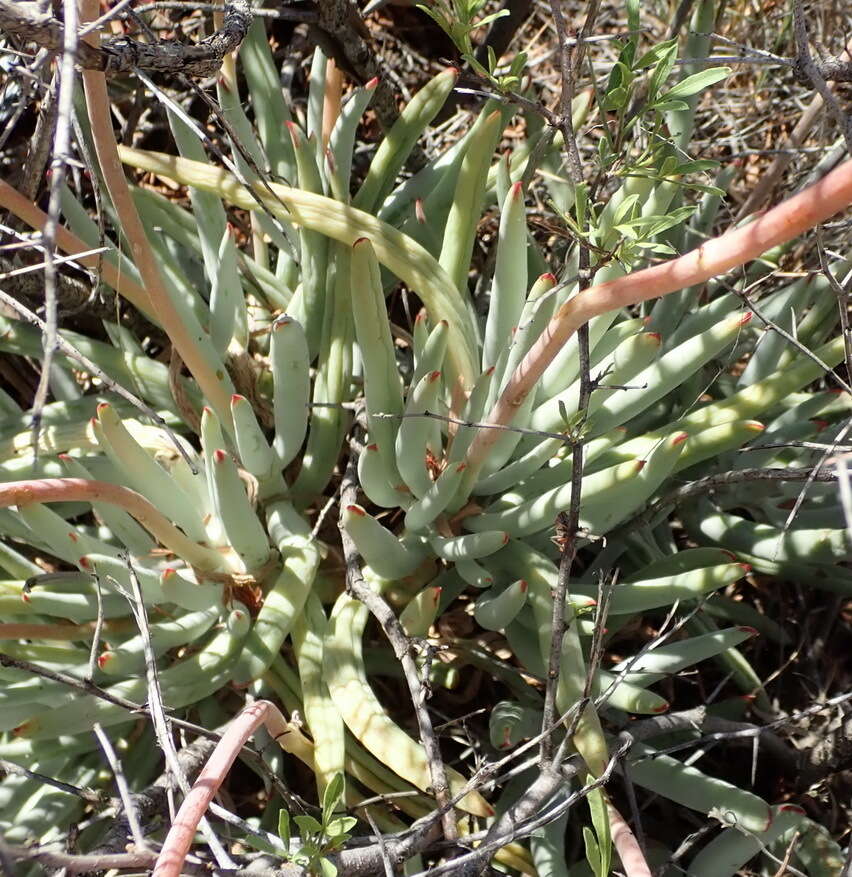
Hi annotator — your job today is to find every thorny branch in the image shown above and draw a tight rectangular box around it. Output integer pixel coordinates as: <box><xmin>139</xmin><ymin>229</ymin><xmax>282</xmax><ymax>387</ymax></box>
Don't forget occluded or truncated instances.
<box><xmin>0</xmin><ymin>0</ymin><xmax>253</xmax><ymax>78</ymax></box>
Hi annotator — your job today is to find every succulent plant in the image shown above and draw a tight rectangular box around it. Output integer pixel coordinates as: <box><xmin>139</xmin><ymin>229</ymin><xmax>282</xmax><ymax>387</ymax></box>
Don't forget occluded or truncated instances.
<box><xmin>0</xmin><ymin>2</ymin><xmax>850</xmax><ymax>874</ymax></box>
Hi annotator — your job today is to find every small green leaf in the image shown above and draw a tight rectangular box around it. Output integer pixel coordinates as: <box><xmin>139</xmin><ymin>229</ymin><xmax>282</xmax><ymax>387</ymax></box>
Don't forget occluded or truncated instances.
<box><xmin>319</xmin><ymin>859</ymin><xmax>338</xmax><ymax>877</ymax></box>
<box><xmin>661</xmin><ymin>67</ymin><xmax>731</xmax><ymax>99</ymax></box>
<box><xmin>464</xmin><ymin>52</ymin><xmax>491</xmax><ymax>80</ymax></box>
<box><xmin>650</xmin><ymin>99</ymin><xmax>690</xmax><ymax>112</ymax></box>
<box><xmin>659</xmin><ymin>155</ymin><xmax>679</xmax><ymax>177</ymax></box>
<box><xmin>238</xmin><ymin>831</ymin><xmax>286</xmax><ymax>857</ymax></box>
<box><xmin>278</xmin><ymin>810</ymin><xmax>291</xmax><ymax>848</ymax></box>
<box><xmin>626</xmin><ymin>0</ymin><xmax>640</xmax><ymax>35</ymax></box>
<box><xmin>690</xmin><ymin>183</ymin><xmax>727</xmax><ymax>197</ymax></box>
<box><xmin>294</xmin><ymin>814</ymin><xmax>324</xmax><ymax>837</ymax></box>
<box><xmin>588</xmin><ymin>785</ymin><xmax>611</xmax><ymax>876</ymax></box>
<box><xmin>322</xmin><ymin>773</ymin><xmax>345</xmax><ymax>818</ymax></box>
<box><xmin>602</xmin><ymin>85</ymin><xmax>629</xmax><ymax>111</ymax></box>
<box><xmin>509</xmin><ymin>51</ymin><xmax>527</xmax><ymax>77</ymax></box>
<box><xmin>634</xmin><ymin>38</ymin><xmax>678</xmax><ymax>70</ymax></box>
<box><xmin>583</xmin><ymin>826</ymin><xmax>602</xmax><ymax>876</ymax></box>
<box><xmin>671</xmin><ymin>159</ymin><xmax>720</xmax><ymax>175</ymax></box>
<box><xmin>647</xmin><ymin>43</ymin><xmax>678</xmax><ymax>100</ymax></box>
<box><xmin>612</xmin><ymin>193</ymin><xmax>640</xmax><ymax>225</ymax></box>
<box><xmin>638</xmin><ymin>241</ymin><xmax>678</xmax><ymax>255</ymax></box>
<box><xmin>614</xmin><ymin>205</ymin><xmax>697</xmax><ymax>239</ymax></box>
<box><xmin>326</xmin><ymin>816</ymin><xmax>358</xmax><ymax>837</ymax></box>
<box><xmin>476</xmin><ymin>9</ymin><xmax>510</xmax><ymax>29</ymax></box>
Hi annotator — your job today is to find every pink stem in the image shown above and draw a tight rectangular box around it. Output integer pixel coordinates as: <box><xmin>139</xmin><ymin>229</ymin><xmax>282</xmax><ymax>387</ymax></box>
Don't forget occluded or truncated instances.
<box><xmin>465</xmin><ymin>158</ymin><xmax>852</xmax><ymax>472</ymax></box>
<box><xmin>79</xmin><ymin>0</ymin><xmax>234</xmax><ymax>426</ymax></box>
<box><xmin>153</xmin><ymin>701</ymin><xmax>286</xmax><ymax>877</ymax></box>
<box><xmin>606</xmin><ymin>798</ymin><xmax>653</xmax><ymax>877</ymax></box>
<box><xmin>0</xmin><ymin>478</ymin><xmax>221</xmax><ymax>571</ymax></box>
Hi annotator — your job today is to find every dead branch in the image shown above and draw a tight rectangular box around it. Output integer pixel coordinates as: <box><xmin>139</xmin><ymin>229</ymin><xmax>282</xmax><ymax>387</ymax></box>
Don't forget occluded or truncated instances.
<box><xmin>0</xmin><ymin>0</ymin><xmax>252</xmax><ymax>78</ymax></box>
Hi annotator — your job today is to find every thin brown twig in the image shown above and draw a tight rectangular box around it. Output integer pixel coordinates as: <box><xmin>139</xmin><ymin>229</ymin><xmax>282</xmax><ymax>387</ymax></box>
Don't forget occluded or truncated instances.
<box><xmin>340</xmin><ymin>437</ymin><xmax>459</xmax><ymax>843</ymax></box>
<box><xmin>539</xmin><ymin>0</ymin><xmax>596</xmax><ymax>766</ymax></box>
<box><xmin>0</xmin><ymin>651</ymin><xmax>290</xmax><ymax>805</ymax></box>
<box><xmin>737</xmin><ymin>284</ymin><xmax>852</xmax><ymax>395</ymax></box>
<box><xmin>627</xmin><ymin>464</ymin><xmax>838</xmax><ymax>529</ymax></box>
<box><xmin>0</xmin><ymin>759</ymin><xmax>103</xmax><ymax>804</ymax></box>
<box><xmin>30</xmin><ymin>0</ymin><xmax>79</xmax><ymax>467</ymax></box>
<box><xmin>791</xmin><ymin>0</ymin><xmax>852</xmax><ymax>153</ymax></box>
<box><xmin>91</xmin><ymin>722</ymin><xmax>147</xmax><ymax>850</ymax></box>
<box><xmin>734</xmin><ymin>34</ymin><xmax>850</xmax><ymax>221</ymax></box>
<box><xmin>816</xmin><ymin>232</ymin><xmax>852</xmax><ymax>390</ymax></box>
<box><xmin>415</xmin><ymin>738</ymin><xmax>632</xmax><ymax>877</ymax></box>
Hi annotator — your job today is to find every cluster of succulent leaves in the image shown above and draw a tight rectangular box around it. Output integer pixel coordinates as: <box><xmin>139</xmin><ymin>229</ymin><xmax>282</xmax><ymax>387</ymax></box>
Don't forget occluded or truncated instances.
<box><xmin>0</xmin><ymin>2</ymin><xmax>850</xmax><ymax>875</ymax></box>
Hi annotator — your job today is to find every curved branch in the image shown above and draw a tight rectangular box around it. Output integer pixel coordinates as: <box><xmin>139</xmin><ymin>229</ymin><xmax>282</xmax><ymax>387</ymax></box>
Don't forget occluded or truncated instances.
<box><xmin>465</xmin><ymin>157</ymin><xmax>852</xmax><ymax>473</ymax></box>
<box><xmin>0</xmin><ymin>477</ymin><xmax>222</xmax><ymax>570</ymax></box>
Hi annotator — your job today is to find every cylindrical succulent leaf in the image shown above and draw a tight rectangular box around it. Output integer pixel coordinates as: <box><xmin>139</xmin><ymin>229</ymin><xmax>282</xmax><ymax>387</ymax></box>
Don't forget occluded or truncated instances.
<box><xmin>341</xmin><ymin>505</ymin><xmax>423</xmax><ymax>579</ymax></box>
<box><xmin>482</xmin><ymin>182</ymin><xmax>528</xmax><ymax>372</ymax></box>
<box><xmin>430</xmin><ymin>530</ymin><xmax>509</xmax><ymax>562</ymax></box>
<box><xmin>230</xmin><ymin>394</ymin><xmax>276</xmax><ymax>479</ymax></box>
<box><xmin>404</xmin><ymin>462</ymin><xmax>466</xmax><ymax>532</ymax></box>
<box><xmin>95</xmin><ymin>403</ymin><xmax>207</xmax><ymax>543</ymax></box>
<box><xmin>350</xmin><ymin>238</ymin><xmax>405</xmax><ymax>483</ymax></box>
<box><xmin>627</xmin><ymin>741</ymin><xmax>771</xmax><ymax>833</ymax></box>
<box><xmin>271</xmin><ymin>315</ymin><xmax>311</xmax><ymax>469</ymax></box>
<box><xmin>395</xmin><ymin>370</ymin><xmax>443</xmax><ymax>498</ymax></box>
<box><xmin>474</xmin><ymin>579</ymin><xmax>528</xmax><ymax>631</ymax></box>
<box><xmin>357</xmin><ymin>443</ymin><xmax>411</xmax><ymax>509</ymax></box>
<box><xmin>354</xmin><ymin>68</ymin><xmax>458</xmax><ymax>213</ymax></box>
<box><xmin>411</xmin><ymin>319</ymin><xmax>449</xmax><ymax>390</ymax></box>
<box><xmin>210</xmin><ymin>449</ymin><xmax>272</xmax><ymax>571</ymax></box>
<box><xmin>399</xmin><ymin>585</ymin><xmax>442</xmax><ymax>637</ymax></box>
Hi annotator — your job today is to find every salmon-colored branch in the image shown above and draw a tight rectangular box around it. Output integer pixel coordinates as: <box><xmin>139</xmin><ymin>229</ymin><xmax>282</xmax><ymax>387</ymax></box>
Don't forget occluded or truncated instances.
<box><xmin>465</xmin><ymin>158</ymin><xmax>852</xmax><ymax>473</ymax></box>
<box><xmin>79</xmin><ymin>0</ymin><xmax>234</xmax><ymax>426</ymax></box>
<box><xmin>153</xmin><ymin>700</ymin><xmax>293</xmax><ymax>877</ymax></box>
<box><xmin>606</xmin><ymin>798</ymin><xmax>652</xmax><ymax>877</ymax></box>
<box><xmin>0</xmin><ymin>478</ymin><xmax>222</xmax><ymax>571</ymax></box>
